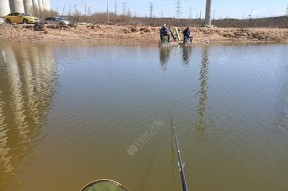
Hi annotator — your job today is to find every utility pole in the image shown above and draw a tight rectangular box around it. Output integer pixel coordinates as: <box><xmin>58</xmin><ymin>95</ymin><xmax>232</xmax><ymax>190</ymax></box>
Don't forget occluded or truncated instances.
<box><xmin>189</xmin><ymin>7</ymin><xmax>192</xmax><ymax>19</ymax></box>
<box><xmin>286</xmin><ymin>6</ymin><xmax>288</xmax><ymax>16</ymax></box>
<box><xmin>122</xmin><ymin>2</ymin><xmax>126</xmax><ymax>22</ymax></box>
<box><xmin>149</xmin><ymin>2</ymin><xmax>153</xmax><ymax>18</ymax></box>
<box><xmin>84</xmin><ymin>2</ymin><xmax>87</xmax><ymax>22</ymax></box>
<box><xmin>68</xmin><ymin>4</ymin><xmax>71</xmax><ymax>16</ymax></box>
<box><xmin>134</xmin><ymin>10</ymin><xmax>137</xmax><ymax>17</ymax></box>
<box><xmin>85</xmin><ymin>2</ymin><xmax>87</xmax><ymax>16</ymax></box>
<box><xmin>74</xmin><ymin>4</ymin><xmax>78</xmax><ymax>21</ymax></box>
<box><xmin>127</xmin><ymin>8</ymin><xmax>131</xmax><ymax>17</ymax></box>
<box><xmin>250</xmin><ymin>9</ymin><xmax>254</xmax><ymax>18</ymax></box>
<box><xmin>61</xmin><ymin>5</ymin><xmax>65</xmax><ymax>16</ymax></box>
<box><xmin>176</xmin><ymin>0</ymin><xmax>181</xmax><ymax>18</ymax></box>
<box><xmin>115</xmin><ymin>2</ymin><xmax>117</xmax><ymax>15</ymax></box>
<box><xmin>205</xmin><ymin>0</ymin><xmax>212</xmax><ymax>26</ymax></box>
<box><xmin>107</xmin><ymin>0</ymin><xmax>109</xmax><ymax>22</ymax></box>
<box><xmin>122</xmin><ymin>2</ymin><xmax>126</xmax><ymax>15</ymax></box>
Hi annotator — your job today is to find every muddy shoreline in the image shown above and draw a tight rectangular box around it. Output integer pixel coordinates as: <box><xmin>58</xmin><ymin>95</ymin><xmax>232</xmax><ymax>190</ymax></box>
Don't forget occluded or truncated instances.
<box><xmin>0</xmin><ymin>24</ymin><xmax>287</xmax><ymax>45</ymax></box>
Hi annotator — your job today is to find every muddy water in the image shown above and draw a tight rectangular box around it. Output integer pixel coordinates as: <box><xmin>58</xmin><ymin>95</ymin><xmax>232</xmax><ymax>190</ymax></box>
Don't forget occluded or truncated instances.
<box><xmin>0</xmin><ymin>42</ymin><xmax>288</xmax><ymax>191</ymax></box>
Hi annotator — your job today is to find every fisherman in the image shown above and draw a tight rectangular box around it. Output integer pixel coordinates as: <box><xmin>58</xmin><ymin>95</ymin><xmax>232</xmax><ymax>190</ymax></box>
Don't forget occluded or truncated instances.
<box><xmin>160</xmin><ymin>24</ymin><xmax>170</xmax><ymax>43</ymax></box>
<box><xmin>183</xmin><ymin>27</ymin><xmax>193</xmax><ymax>43</ymax></box>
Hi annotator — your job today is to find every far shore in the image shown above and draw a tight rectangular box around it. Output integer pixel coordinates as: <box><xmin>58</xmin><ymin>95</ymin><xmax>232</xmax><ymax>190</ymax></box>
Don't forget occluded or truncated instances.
<box><xmin>0</xmin><ymin>23</ymin><xmax>287</xmax><ymax>45</ymax></box>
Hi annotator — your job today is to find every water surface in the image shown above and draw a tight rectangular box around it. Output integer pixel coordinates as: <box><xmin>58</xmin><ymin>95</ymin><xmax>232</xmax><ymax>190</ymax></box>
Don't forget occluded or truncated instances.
<box><xmin>0</xmin><ymin>42</ymin><xmax>288</xmax><ymax>191</ymax></box>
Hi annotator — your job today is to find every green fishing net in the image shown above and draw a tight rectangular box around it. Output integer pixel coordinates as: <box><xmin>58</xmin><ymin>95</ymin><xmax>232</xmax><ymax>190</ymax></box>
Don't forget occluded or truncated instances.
<box><xmin>81</xmin><ymin>179</ymin><xmax>129</xmax><ymax>191</ymax></box>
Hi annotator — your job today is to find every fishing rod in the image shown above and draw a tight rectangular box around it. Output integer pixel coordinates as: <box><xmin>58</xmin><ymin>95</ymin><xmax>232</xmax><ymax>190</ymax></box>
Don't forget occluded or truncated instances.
<box><xmin>170</xmin><ymin>110</ymin><xmax>189</xmax><ymax>191</ymax></box>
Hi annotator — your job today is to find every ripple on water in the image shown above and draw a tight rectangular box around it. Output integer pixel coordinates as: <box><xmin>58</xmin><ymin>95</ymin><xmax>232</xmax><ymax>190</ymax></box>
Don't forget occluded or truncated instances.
<box><xmin>1</xmin><ymin>43</ymin><xmax>288</xmax><ymax>191</ymax></box>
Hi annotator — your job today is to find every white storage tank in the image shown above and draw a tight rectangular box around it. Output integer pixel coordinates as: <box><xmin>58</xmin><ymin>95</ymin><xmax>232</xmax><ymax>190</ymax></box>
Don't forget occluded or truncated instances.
<box><xmin>38</xmin><ymin>0</ymin><xmax>43</xmax><ymax>11</ymax></box>
<box><xmin>0</xmin><ymin>0</ymin><xmax>11</xmax><ymax>16</ymax></box>
<box><xmin>42</xmin><ymin>0</ymin><xmax>46</xmax><ymax>10</ymax></box>
<box><xmin>46</xmin><ymin>0</ymin><xmax>50</xmax><ymax>11</ymax></box>
<box><xmin>32</xmin><ymin>0</ymin><xmax>39</xmax><ymax>12</ymax></box>
<box><xmin>24</xmin><ymin>0</ymin><xmax>33</xmax><ymax>14</ymax></box>
<box><xmin>42</xmin><ymin>0</ymin><xmax>49</xmax><ymax>10</ymax></box>
<box><xmin>9</xmin><ymin>0</ymin><xmax>25</xmax><ymax>13</ymax></box>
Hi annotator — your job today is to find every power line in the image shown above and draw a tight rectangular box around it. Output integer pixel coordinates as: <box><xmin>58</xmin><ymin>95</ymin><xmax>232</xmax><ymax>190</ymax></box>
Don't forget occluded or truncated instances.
<box><xmin>115</xmin><ymin>2</ymin><xmax>117</xmax><ymax>15</ymax></box>
<box><xmin>122</xmin><ymin>2</ymin><xmax>126</xmax><ymax>15</ymax></box>
<box><xmin>107</xmin><ymin>0</ymin><xmax>109</xmax><ymax>22</ymax></box>
<box><xmin>189</xmin><ymin>7</ymin><xmax>192</xmax><ymax>19</ymax></box>
<box><xmin>121</xmin><ymin>2</ymin><xmax>126</xmax><ymax>22</ymax></box>
<box><xmin>149</xmin><ymin>2</ymin><xmax>153</xmax><ymax>18</ymax></box>
<box><xmin>68</xmin><ymin>3</ymin><xmax>71</xmax><ymax>16</ymax></box>
<box><xmin>176</xmin><ymin>0</ymin><xmax>181</xmax><ymax>18</ymax></box>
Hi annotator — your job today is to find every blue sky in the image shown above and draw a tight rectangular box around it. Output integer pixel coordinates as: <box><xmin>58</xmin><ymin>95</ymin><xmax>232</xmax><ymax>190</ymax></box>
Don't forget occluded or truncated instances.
<box><xmin>51</xmin><ymin>0</ymin><xmax>287</xmax><ymax>19</ymax></box>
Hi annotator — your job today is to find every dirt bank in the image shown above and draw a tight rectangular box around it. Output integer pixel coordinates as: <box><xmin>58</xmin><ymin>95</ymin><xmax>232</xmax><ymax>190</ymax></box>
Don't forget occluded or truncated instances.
<box><xmin>0</xmin><ymin>24</ymin><xmax>287</xmax><ymax>45</ymax></box>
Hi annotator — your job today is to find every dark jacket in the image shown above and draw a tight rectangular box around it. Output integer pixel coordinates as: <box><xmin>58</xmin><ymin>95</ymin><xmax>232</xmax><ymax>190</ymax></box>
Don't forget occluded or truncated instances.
<box><xmin>160</xmin><ymin>26</ymin><xmax>170</xmax><ymax>35</ymax></box>
<box><xmin>183</xmin><ymin>28</ymin><xmax>190</xmax><ymax>37</ymax></box>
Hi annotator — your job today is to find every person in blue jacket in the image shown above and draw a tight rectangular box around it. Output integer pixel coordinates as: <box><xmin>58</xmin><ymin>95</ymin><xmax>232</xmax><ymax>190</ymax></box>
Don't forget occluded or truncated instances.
<box><xmin>160</xmin><ymin>24</ymin><xmax>170</xmax><ymax>43</ymax></box>
<box><xmin>183</xmin><ymin>27</ymin><xmax>193</xmax><ymax>43</ymax></box>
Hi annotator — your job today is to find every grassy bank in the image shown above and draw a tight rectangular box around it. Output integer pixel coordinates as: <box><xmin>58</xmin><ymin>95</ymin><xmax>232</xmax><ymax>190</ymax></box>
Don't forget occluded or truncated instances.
<box><xmin>65</xmin><ymin>14</ymin><xmax>288</xmax><ymax>28</ymax></box>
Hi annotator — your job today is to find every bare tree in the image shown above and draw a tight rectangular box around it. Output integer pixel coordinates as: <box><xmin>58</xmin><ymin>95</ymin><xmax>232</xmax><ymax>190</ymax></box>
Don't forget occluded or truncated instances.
<box><xmin>205</xmin><ymin>0</ymin><xmax>212</xmax><ymax>26</ymax></box>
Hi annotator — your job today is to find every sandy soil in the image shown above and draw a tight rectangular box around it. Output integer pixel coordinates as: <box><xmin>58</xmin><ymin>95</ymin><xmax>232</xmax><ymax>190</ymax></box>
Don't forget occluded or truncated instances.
<box><xmin>0</xmin><ymin>23</ymin><xmax>287</xmax><ymax>45</ymax></box>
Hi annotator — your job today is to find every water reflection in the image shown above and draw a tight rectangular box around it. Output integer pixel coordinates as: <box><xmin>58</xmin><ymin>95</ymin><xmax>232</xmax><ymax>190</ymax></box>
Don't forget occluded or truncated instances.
<box><xmin>182</xmin><ymin>47</ymin><xmax>193</xmax><ymax>65</ymax></box>
<box><xmin>0</xmin><ymin>43</ymin><xmax>56</xmax><ymax>190</ymax></box>
<box><xmin>195</xmin><ymin>46</ymin><xmax>210</xmax><ymax>135</ymax></box>
<box><xmin>159</xmin><ymin>47</ymin><xmax>171</xmax><ymax>70</ymax></box>
<box><xmin>276</xmin><ymin>48</ymin><xmax>288</xmax><ymax>131</ymax></box>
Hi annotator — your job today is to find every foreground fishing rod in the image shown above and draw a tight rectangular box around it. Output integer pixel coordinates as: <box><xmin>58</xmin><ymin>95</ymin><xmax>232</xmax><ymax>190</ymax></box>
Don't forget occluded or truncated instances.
<box><xmin>170</xmin><ymin>110</ymin><xmax>189</xmax><ymax>191</ymax></box>
<box><xmin>80</xmin><ymin>112</ymin><xmax>188</xmax><ymax>191</ymax></box>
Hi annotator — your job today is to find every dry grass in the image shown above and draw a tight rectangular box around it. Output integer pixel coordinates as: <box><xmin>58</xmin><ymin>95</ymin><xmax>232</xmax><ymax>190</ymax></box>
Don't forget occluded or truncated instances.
<box><xmin>63</xmin><ymin>13</ymin><xmax>288</xmax><ymax>28</ymax></box>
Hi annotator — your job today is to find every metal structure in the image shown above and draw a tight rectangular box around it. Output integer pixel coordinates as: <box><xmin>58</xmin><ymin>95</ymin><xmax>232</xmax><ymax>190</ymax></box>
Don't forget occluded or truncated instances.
<box><xmin>0</xmin><ymin>0</ymin><xmax>51</xmax><ymax>16</ymax></box>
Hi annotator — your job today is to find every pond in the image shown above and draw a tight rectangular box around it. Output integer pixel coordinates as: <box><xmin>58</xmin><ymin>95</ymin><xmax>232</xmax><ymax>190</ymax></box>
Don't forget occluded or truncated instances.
<box><xmin>0</xmin><ymin>42</ymin><xmax>288</xmax><ymax>191</ymax></box>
